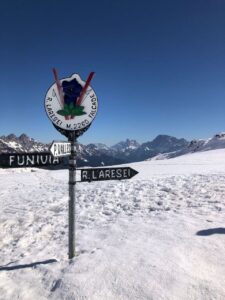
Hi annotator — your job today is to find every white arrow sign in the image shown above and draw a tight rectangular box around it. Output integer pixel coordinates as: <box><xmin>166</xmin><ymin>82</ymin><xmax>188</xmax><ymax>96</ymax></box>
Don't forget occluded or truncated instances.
<box><xmin>50</xmin><ymin>141</ymin><xmax>71</xmax><ymax>157</ymax></box>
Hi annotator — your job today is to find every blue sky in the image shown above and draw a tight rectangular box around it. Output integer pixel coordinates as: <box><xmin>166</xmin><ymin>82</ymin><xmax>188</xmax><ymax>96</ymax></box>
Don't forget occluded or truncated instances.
<box><xmin>0</xmin><ymin>0</ymin><xmax>225</xmax><ymax>145</ymax></box>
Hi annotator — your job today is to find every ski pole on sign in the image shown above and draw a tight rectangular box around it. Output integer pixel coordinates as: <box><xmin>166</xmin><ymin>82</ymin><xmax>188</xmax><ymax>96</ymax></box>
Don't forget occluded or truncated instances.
<box><xmin>77</xmin><ymin>72</ymin><xmax>95</xmax><ymax>106</ymax></box>
<box><xmin>52</xmin><ymin>68</ymin><xmax>64</xmax><ymax>107</ymax></box>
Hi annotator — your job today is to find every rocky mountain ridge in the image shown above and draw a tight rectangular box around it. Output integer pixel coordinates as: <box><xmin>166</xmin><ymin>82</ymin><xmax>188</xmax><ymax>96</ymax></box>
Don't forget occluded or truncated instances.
<box><xmin>1</xmin><ymin>133</ymin><xmax>224</xmax><ymax>167</ymax></box>
<box><xmin>149</xmin><ymin>132</ymin><xmax>225</xmax><ymax>161</ymax></box>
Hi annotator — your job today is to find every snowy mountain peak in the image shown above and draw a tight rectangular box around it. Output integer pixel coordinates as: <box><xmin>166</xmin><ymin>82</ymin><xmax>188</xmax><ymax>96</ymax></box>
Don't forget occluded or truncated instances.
<box><xmin>149</xmin><ymin>132</ymin><xmax>225</xmax><ymax>161</ymax></box>
<box><xmin>112</xmin><ymin>139</ymin><xmax>140</xmax><ymax>152</ymax></box>
<box><xmin>213</xmin><ymin>132</ymin><xmax>225</xmax><ymax>139</ymax></box>
<box><xmin>151</xmin><ymin>134</ymin><xmax>187</xmax><ymax>145</ymax></box>
<box><xmin>187</xmin><ymin>133</ymin><xmax>225</xmax><ymax>152</ymax></box>
<box><xmin>142</xmin><ymin>135</ymin><xmax>188</xmax><ymax>154</ymax></box>
<box><xmin>188</xmin><ymin>139</ymin><xmax>205</xmax><ymax>150</ymax></box>
<box><xmin>19</xmin><ymin>133</ymin><xmax>32</xmax><ymax>141</ymax></box>
<box><xmin>87</xmin><ymin>143</ymin><xmax>110</xmax><ymax>151</ymax></box>
<box><xmin>3</xmin><ymin>134</ymin><xmax>17</xmax><ymax>141</ymax></box>
<box><xmin>0</xmin><ymin>134</ymin><xmax>48</xmax><ymax>154</ymax></box>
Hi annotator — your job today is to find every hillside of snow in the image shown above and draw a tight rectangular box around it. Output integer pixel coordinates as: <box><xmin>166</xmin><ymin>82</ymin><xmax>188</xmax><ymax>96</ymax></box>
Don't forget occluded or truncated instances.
<box><xmin>0</xmin><ymin>149</ymin><xmax>225</xmax><ymax>299</ymax></box>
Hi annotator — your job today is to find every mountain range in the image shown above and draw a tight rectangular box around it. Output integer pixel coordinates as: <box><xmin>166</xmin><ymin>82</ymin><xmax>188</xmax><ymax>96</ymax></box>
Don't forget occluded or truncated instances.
<box><xmin>0</xmin><ymin>132</ymin><xmax>224</xmax><ymax>167</ymax></box>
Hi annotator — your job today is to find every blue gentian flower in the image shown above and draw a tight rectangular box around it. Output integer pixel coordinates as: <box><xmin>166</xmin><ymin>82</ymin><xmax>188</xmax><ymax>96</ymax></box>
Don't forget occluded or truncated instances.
<box><xmin>62</xmin><ymin>78</ymin><xmax>82</xmax><ymax>105</ymax></box>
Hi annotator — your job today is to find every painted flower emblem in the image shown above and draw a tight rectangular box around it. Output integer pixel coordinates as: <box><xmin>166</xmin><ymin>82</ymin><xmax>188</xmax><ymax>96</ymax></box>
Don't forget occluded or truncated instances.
<box><xmin>57</xmin><ymin>78</ymin><xmax>86</xmax><ymax>117</ymax></box>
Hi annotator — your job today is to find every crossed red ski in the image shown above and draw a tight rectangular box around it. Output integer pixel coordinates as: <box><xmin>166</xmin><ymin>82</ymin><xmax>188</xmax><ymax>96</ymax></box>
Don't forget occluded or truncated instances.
<box><xmin>77</xmin><ymin>72</ymin><xmax>95</xmax><ymax>106</ymax></box>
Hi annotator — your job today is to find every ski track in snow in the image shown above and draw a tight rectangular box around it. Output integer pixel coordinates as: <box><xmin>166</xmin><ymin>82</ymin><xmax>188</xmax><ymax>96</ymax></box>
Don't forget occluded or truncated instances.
<box><xmin>1</xmin><ymin>151</ymin><xmax>225</xmax><ymax>299</ymax></box>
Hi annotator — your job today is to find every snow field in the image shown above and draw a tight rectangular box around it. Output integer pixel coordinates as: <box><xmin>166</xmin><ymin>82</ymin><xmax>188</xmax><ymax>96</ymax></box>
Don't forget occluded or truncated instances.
<box><xmin>0</xmin><ymin>149</ymin><xmax>225</xmax><ymax>299</ymax></box>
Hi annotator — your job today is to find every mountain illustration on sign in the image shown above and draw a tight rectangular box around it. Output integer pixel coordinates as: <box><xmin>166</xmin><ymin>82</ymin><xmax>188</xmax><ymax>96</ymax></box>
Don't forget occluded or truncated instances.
<box><xmin>56</xmin><ymin>78</ymin><xmax>86</xmax><ymax>118</ymax></box>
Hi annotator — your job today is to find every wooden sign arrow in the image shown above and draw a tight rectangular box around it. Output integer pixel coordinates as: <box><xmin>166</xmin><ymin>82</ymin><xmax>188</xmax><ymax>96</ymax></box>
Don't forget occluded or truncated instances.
<box><xmin>49</xmin><ymin>141</ymin><xmax>71</xmax><ymax>157</ymax></box>
<box><xmin>0</xmin><ymin>152</ymin><xmax>61</xmax><ymax>168</ymax></box>
<box><xmin>79</xmin><ymin>166</ymin><xmax>139</xmax><ymax>182</ymax></box>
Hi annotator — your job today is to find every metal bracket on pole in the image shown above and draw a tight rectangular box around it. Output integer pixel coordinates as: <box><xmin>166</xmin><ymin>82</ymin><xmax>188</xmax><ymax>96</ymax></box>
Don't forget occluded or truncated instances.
<box><xmin>68</xmin><ymin>131</ymin><xmax>76</xmax><ymax>259</ymax></box>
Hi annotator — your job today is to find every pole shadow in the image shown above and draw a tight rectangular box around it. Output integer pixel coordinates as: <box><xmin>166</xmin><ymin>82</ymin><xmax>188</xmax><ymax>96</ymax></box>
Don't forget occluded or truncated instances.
<box><xmin>196</xmin><ymin>228</ymin><xmax>225</xmax><ymax>236</ymax></box>
<box><xmin>0</xmin><ymin>259</ymin><xmax>57</xmax><ymax>271</ymax></box>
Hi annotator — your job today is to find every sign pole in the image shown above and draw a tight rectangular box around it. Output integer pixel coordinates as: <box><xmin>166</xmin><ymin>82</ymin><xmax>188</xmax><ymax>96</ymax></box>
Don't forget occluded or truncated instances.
<box><xmin>68</xmin><ymin>132</ymin><xmax>76</xmax><ymax>259</ymax></box>
<box><xmin>45</xmin><ymin>70</ymin><xmax>98</xmax><ymax>259</ymax></box>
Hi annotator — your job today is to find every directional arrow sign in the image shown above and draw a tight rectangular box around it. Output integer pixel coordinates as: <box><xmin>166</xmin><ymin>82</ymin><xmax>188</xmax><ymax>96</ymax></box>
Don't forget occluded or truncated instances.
<box><xmin>0</xmin><ymin>152</ymin><xmax>61</xmax><ymax>168</ymax></box>
<box><xmin>49</xmin><ymin>141</ymin><xmax>71</xmax><ymax>157</ymax></box>
<box><xmin>79</xmin><ymin>167</ymin><xmax>139</xmax><ymax>182</ymax></box>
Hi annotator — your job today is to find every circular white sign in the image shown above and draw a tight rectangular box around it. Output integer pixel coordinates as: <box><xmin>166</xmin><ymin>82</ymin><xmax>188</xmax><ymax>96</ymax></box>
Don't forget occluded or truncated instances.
<box><xmin>45</xmin><ymin>74</ymin><xmax>98</xmax><ymax>131</ymax></box>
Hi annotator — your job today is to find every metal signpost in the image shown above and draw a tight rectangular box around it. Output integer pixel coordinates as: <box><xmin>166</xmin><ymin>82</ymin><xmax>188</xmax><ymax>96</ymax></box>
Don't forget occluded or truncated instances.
<box><xmin>44</xmin><ymin>69</ymin><xmax>138</xmax><ymax>259</ymax></box>
<box><xmin>0</xmin><ymin>152</ymin><xmax>61</xmax><ymax>168</ymax></box>
<box><xmin>45</xmin><ymin>69</ymin><xmax>98</xmax><ymax>259</ymax></box>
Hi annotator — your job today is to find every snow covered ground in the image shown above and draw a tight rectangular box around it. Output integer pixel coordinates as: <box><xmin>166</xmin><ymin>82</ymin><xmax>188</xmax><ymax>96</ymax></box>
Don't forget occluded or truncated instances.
<box><xmin>0</xmin><ymin>149</ymin><xmax>225</xmax><ymax>299</ymax></box>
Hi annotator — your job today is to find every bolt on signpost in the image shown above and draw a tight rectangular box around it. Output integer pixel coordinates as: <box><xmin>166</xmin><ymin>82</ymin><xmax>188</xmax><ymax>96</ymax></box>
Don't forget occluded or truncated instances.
<box><xmin>45</xmin><ymin>69</ymin><xmax>98</xmax><ymax>259</ymax></box>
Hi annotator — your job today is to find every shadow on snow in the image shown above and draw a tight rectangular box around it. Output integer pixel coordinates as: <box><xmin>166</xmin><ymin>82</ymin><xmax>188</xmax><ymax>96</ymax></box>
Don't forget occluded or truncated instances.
<box><xmin>196</xmin><ymin>227</ymin><xmax>225</xmax><ymax>236</ymax></box>
<box><xmin>0</xmin><ymin>259</ymin><xmax>57</xmax><ymax>271</ymax></box>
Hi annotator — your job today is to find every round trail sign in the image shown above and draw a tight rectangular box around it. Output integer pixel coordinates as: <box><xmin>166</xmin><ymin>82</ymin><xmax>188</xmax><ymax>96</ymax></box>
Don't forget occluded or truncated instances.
<box><xmin>45</xmin><ymin>73</ymin><xmax>98</xmax><ymax>131</ymax></box>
